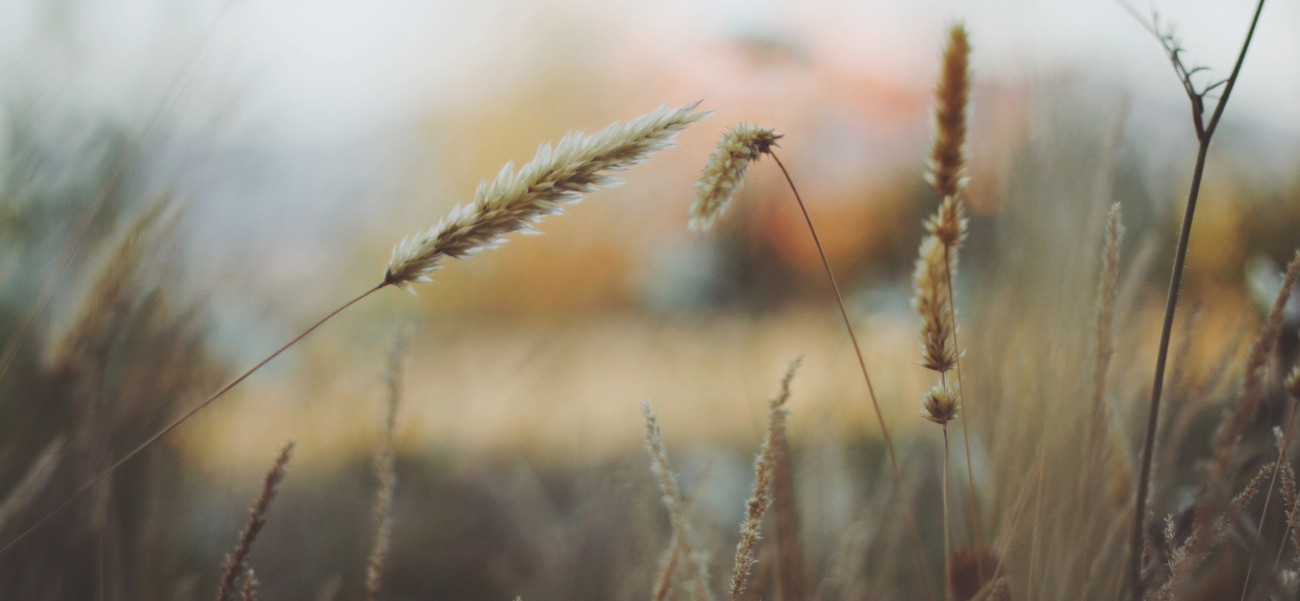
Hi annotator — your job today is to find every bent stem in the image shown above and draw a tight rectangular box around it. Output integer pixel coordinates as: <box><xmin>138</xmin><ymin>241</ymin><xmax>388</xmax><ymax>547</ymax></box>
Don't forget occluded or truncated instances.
<box><xmin>0</xmin><ymin>281</ymin><xmax>391</xmax><ymax>555</ymax></box>
<box><xmin>1128</xmin><ymin>2</ymin><xmax>1265</xmax><ymax>598</ymax></box>
<box><xmin>769</xmin><ymin>151</ymin><xmax>937</xmax><ymax>599</ymax></box>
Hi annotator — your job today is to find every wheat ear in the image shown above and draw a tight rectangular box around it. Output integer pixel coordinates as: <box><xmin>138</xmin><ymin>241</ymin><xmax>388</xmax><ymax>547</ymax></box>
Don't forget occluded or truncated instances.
<box><xmin>0</xmin><ymin>103</ymin><xmax>704</xmax><ymax>556</ymax></box>
<box><xmin>730</xmin><ymin>357</ymin><xmax>801</xmax><ymax>598</ymax></box>
<box><xmin>387</xmin><ymin>102</ymin><xmax>707</xmax><ymax>290</ymax></box>
<box><xmin>1127</xmin><ymin>3</ymin><xmax>1266</xmax><ymax>595</ymax></box>
<box><xmin>216</xmin><ymin>441</ymin><xmax>294</xmax><ymax>601</ymax></box>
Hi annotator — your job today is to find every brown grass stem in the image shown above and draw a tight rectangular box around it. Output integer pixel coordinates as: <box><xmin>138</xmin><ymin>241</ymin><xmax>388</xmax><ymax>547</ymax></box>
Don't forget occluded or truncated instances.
<box><xmin>1128</xmin><ymin>3</ymin><xmax>1265</xmax><ymax>597</ymax></box>
<box><xmin>1273</xmin><ymin>370</ymin><xmax>1300</xmax><ymax>571</ymax></box>
<box><xmin>1239</xmin><ymin>400</ymin><xmax>1298</xmax><ymax>600</ymax></box>
<box><xmin>944</xmin><ymin>243</ymin><xmax>983</xmax><ymax>570</ymax></box>
<box><xmin>942</xmin><ymin>424</ymin><xmax>953</xmax><ymax>601</ymax></box>
<box><xmin>368</xmin><ymin>330</ymin><xmax>409</xmax><ymax>601</ymax></box>
<box><xmin>0</xmin><ymin>281</ymin><xmax>389</xmax><ymax>556</ymax></box>
<box><xmin>216</xmin><ymin>441</ymin><xmax>295</xmax><ymax>601</ymax></box>
<box><xmin>769</xmin><ymin>151</ymin><xmax>936</xmax><ymax>599</ymax></box>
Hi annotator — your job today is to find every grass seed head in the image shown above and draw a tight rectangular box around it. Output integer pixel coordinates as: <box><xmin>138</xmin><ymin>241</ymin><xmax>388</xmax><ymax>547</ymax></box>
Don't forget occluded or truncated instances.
<box><xmin>921</xmin><ymin>382</ymin><xmax>960</xmax><ymax>425</ymax></box>
<box><xmin>926</xmin><ymin>23</ymin><xmax>970</xmax><ymax>200</ymax></box>
<box><xmin>385</xmin><ymin>102</ymin><xmax>707</xmax><ymax>291</ymax></box>
<box><xmin>689</xmin><ymin>124</ymin><xmax>781</xmax><ymax>231</ymax></box>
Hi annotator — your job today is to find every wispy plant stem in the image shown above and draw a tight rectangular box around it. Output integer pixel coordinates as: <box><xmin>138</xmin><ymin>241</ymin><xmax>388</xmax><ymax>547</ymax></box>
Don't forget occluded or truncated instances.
<box><xmin>942</xmin><ymin>424</ymin><xmax>953</xmax><ymax>601</ymax></box>
<box><xmin>769</xmin><ymin>152</ymin><xmax>936</xmax><ymax>599</ymax></box>
<box><xmin>0</xmin><ymin>281</ymin><xmax>390</xmax><ymax>555</ymax></box>
<box><xmin>1128</xmin><ymin>2</ymin><xmax>1266</xmax><ymax>598</ymax></box>
<box><xmin>944</xmin><ymin>244</ymin><xmax>984</xmax><ymax>569</ymax></box>
<box><xmin>1240</xmin><ymin>400</ymin><xmax>1298</xmax><ymax>600</ymax></box>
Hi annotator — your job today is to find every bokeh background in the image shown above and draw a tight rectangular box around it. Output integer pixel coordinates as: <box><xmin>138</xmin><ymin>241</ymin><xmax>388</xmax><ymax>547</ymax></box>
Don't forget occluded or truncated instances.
<box><xmin>0</xmin><ymin>0</ymin><xmax>1298</xmax><ymax>599</ymax></box>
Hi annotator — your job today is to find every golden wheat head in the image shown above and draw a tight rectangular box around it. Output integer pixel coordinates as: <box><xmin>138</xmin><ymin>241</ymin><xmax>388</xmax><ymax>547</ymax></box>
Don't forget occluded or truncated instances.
<box><xmin>385</xmin><ymin>102</ymin><xmax>708</xmax><ymax>291</ymax></box>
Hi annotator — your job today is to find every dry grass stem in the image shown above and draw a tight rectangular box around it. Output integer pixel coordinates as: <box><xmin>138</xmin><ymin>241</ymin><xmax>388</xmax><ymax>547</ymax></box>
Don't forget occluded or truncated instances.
<box><xmin>642</xmin><ymin>400</ymin><xmax>700</xmax><ymax>600</ymax></box>
<box><xmin>730</xmin><ymin>357</ymin><xmax>801</xmax><ymax>598</ymax></box>
<box><xmin>216</xmin><ymin>441</ymin><xmax>295</xmax><ymax>601</ymax></box>
<box><xmin>1214</xmin><ymin>251</ymin><xmax>1300</xmax><ymax>470</ymax></box>
<box><xmin>1241</xmin><ymin>403</ymin><xmax>1300</xmax><ymax>598</ymax></box>
<box><xmin>1087</xmin><ymin>204</ymin><xmax>1125</xmax><ymax>495</ymax></box>
<box><xmin>367</xmin><ymin>331</ymin><xmax>409</xmax><ymax>601</ymax></box>
<box><xmin>0</xmin><ymin>104</ymin><xmax>708</xmax><ymax>556</ymax></box>
<box><xmin>386</xmin><ymin>102</ymin><xmax>706</xmax><ymax>290</ymax></box>
<box><xmin>689</xmin><ymin>124</ymin><xmax>781</xmax><ymax>230</ymax></box>
<box><xmin>691</xmin><ymin>124</ymin><xmax>934</xmax><ymax>597</ymax></box>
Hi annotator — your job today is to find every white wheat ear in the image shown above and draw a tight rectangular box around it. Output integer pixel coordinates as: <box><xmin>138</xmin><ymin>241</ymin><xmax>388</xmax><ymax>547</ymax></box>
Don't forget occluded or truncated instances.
<box><xmin>385</xmin><ymin>102</ymin><xmax>709</xmax><ymax>291</ymax></box>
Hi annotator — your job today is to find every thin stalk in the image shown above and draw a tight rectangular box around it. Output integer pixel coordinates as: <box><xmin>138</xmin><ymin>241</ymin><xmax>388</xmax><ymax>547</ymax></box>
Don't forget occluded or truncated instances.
<box><xmin>0</xmin><ymin>281</ymin><xmax>390</xmax><ymax>555</ymax></box>
<box><xmin>1127</xmin><ymin>2</ymin><xmax>1265</xmax><ymax>597</ymax></box>
<box><xmin>942</xmin><ymin>424</ymin><xmax>953</xmax><ymax>601</ymax></box>
<box><xmin>769</xmin><ymin>152</ymin><xmax>937</xmax><ymax>599</ymax></box>
<box><xmin>1240</xmin><ymin>401</ymin><xmax>1298</xmax><ymax>600</ymax></box>
<box><xmin>944</xmin><ymin>244</ymin><xmax>984</xmax><ymax>570</ymax></box>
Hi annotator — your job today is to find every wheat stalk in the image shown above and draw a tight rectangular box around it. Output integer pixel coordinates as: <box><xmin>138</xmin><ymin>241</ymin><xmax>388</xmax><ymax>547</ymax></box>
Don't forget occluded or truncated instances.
<box><xmin>387</xmin><ymin>102</ymin><xmax>707</xmax><ymax>290</ymax></box>
<box><xmin>0</xmin><ymin>102</ymin><xmax>705</xmax><ymax>556</ymax></box>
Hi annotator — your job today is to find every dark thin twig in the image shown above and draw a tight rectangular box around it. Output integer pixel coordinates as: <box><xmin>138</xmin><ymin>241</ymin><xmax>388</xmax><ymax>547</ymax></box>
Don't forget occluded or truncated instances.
<box><xmin>1126</xmin><ymin>2</ymin><xmax>1267</xmax><ymax>598</ymax></box>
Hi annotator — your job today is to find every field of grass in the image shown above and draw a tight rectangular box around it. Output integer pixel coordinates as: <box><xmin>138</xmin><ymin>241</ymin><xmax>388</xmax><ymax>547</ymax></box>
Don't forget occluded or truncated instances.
<box><xmin>1</xmin><ymin>2</ymin><xmax>1299</xmax><ymax>600</ymax></box>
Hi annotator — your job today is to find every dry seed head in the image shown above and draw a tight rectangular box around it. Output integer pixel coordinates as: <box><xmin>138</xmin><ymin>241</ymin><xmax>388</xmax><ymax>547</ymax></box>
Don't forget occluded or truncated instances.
<box><xmin>730</xmin><ymin>358</ymin><xmax>801</xmax><ymax>597</ymax></box>
<box><xmin>1287</xmin><ymin>366</ymin><xmax>1300</xmax><ymax>400</ymax></box>
<box><xmin>689</xmin><ymin>124</ymin><xmax>781</xmax><ymax>231</ymax></box>
<box><xmin>921</xmin><ymin>382</ymin><xmax>960</xmax><ymax>425</ymax></box>
<box><xmin>914</xmin><ymin>235</ymin><xmax>958</xmax><ymax>373</ymax></box>
<box><xmin>217</xmin><ymin>441</ymin><xmax>295</xmax><ymax>601</ymax></box>
<box><xmin>385</xmin><ymin>103</ymin><xmax>707</xmax><ymax>291</ymax></box>
<box><xmin>926</xmin><ymin>23</ymin><xmax>970</xmax><ymax>199</ymax></box>
<box><xmin>925</xmin><ymin>194</ymin><xmax>968</xmax><ymax>249</ymax></box>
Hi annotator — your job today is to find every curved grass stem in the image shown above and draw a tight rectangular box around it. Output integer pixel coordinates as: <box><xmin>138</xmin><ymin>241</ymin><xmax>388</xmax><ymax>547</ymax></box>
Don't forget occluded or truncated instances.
<box><xmin>769</xmin><ymin>151</ymin><xmax>937</xmax><ymax>600</ymax></box>
<box><xmin>0</xmin><ymin>281</ymin><xmax>390</xmax><ymax>556</ymax></box>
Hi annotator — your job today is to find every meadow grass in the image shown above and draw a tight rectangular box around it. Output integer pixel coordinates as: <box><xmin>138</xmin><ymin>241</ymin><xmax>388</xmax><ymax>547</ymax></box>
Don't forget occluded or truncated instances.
<box><xmin>0</xmin><ymin>3</ymin><xmax>1296</xmax><ymax>600</ymax></box>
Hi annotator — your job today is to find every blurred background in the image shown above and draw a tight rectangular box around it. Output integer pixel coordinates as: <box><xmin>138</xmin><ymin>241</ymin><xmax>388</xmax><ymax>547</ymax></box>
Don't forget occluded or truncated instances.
<box><xmin>0</xmin><ymin>0</ymin><xmax>1297</xmax><ymax>599</ymax></box>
